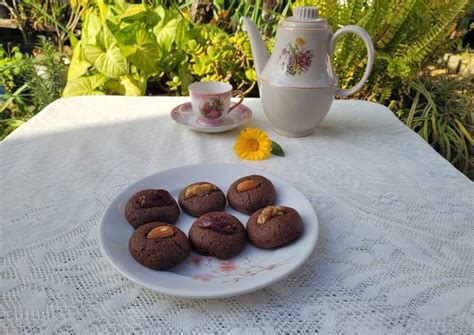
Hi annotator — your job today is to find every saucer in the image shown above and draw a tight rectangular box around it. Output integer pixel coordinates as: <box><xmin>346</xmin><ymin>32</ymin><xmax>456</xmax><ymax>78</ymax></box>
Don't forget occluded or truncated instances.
<box><xmin>170</xmin><ymin>102</ymin><xmax>252</xmax><ymax>133</ymax></box>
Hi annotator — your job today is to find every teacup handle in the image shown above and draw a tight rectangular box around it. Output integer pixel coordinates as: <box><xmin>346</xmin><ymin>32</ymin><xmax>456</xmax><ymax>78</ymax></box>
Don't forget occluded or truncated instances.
<box><xmin>229</xmin><ymin>90</ymin><xmax>245</xmax><ymax>112</ymax></box>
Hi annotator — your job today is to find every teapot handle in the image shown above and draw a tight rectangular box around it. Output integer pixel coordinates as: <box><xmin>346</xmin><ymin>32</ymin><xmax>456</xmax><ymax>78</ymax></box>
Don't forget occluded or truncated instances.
<box><xmin>329</xmin><ymin>25</ymin><xmax>374</xmax><ymax>97</ymax></box>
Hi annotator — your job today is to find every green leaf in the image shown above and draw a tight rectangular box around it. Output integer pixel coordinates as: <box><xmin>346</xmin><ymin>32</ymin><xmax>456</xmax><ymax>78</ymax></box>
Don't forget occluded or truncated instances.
<box><xmin>104</xmin><ymin>79</ymin><xmax>124</xmax><ymax>95</ymax></box>
<box><xmin>121</xmin><ymin>4</ymin><xmax>147</xmax><ymax>21</ymax></box>
<box><xmin>113</xmin><ymin>0</ymin><xmax>128</xmax><ymax>15</ymax></box>
<box><xmin>1</xmin><ymin>84</ymin><xmax>28</xmax><ymax>113</ymax></box>
<box><xmin>69</xmin><ymin>32</ymin><xmax>78</xmax><ymax>49</ymax></box>
<box><xmin>95</xmin><ymin>0</ymin><xmax>108</xmax><ymax>21</ymax></box>
<box><xmin>114</xmin><ymin>24</ymin><xmax>138</xmax><ymax>46</ymax></box>
<box><xmin>67</xmin><ymin>41</ymin><xmax>91</xmax><ymax>82</ymax></box>
<box><xmin>62</xmin><ymin>75</ymin><xmax>107</xmax><ymax>97</ymax></box>
<box><xmin>83</xmin><ymin>44</ymin><xmax>103</xmax><ymax>64</ymax></box>
<box><xmin>120</xmin><ymin>45</ymin><xmax>137</xmax><ymax>58</ymax></box>
<box><xmin>154</xmin><ymin>5</ymin><xmax>167</xmax><ymax>24</ymax></box>
<box><xmin>245</xmin><ymin>69</ymin><xmax>257</xmax><ymax>82</ymax></box>
<box><xmin>174</xmin><ymin>19</ymin><xmax>188</xmax><ymax>49</ymax></box>
<box><xmin>83</xmin><ymin>12</ymin><xmax>102</xmax><ymax>45</ymax></box>
<box><xmin>98</xmin><ymin>24</ymin><xmax>117</xmax><ymax>49</ymax></box>
<box><xmin>129</xmin><ymin>29</ymin><xmax>160</xmax><ymax>74</ymax></box>
<box><xmin>105</xmin><ymin>75</ymin><xmax>146</xmax><ymax>96</ymax></box>
<box><xmin>84</xmin><ymin>27</ymin><xmax>128</xmax><ymax>78</ymax></box>
<box><xmin>271</xmin><ymin>141</ymin><xmax>285</xmax><ymax>157</ymax></box>
<box><xmin>155</xmin><ymin>18</ymin><xmax>179</xmax><ymax>51</ymax></box>
<box><xmin>121</xmin><ymin>75</ymin><xmax>146</xmax><ymax>96</ymax></box>
<box><xmin>144</xmin><ymin>11</ymin><xmax>160</xmax><ymax>27</ymax></box>
<box><xmin>455</xmin><ymin>119</ymin><xmax>474</xmax><ymax>145</ymax></box>
<box><xmin>94</xmin><ymin>44</ymin><xmax>128</xmax><ymax>78</ymax></box>
<box><xmin>178</xmin><ymin>67</ymin><xmax>193</xmax><ymax>93</ymax></box>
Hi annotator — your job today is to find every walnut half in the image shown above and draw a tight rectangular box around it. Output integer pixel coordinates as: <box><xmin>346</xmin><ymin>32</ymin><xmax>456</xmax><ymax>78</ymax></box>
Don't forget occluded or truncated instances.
<box><xmin>257</xmin><ymin>206</ymin><xmax>285</xmax><ymax>224</ymax></box>
<box><xmin>184</xmin><ymin>183</ymin><xmax>217</xmax><ymax>199</ymax></box>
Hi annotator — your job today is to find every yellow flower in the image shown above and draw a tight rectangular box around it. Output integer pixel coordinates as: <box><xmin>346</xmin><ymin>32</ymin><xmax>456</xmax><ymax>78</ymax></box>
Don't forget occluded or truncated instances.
<box><xmin>295</xmin><ymin>37</ymin><xmax>305</xmax><ymax>47</ymax></box>
<box><xmin>234</xmin><ymin>128</ymin><xmax>272</xmax><ymax>160</ymax></box>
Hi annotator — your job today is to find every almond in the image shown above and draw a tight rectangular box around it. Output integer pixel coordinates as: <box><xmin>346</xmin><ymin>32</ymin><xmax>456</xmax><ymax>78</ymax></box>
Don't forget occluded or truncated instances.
<box><xmin>184</xmin><ymin>183</ymin><xmax>217</xmax><ymax>199</ymax></box>
<box><xmin>257</xmin><ymin>206</ymin><xmax>285</xmax><ymax>224</ymax></box>
<box><xmin>147</xmin><ymin>225</ymin><xmax>175</xmax><ymax>239</ymax></box>
<box><xmin>236</xmin><ymin>179</ymin><xmax>260</xmax><ymax>192</ymax></box>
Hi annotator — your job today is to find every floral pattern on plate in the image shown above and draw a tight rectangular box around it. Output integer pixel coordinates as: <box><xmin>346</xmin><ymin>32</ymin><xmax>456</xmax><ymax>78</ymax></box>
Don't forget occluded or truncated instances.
<box><xmin>279</xmin><ymin>37</ymin><xmax>314</xmax><ymax>76</ymax></box>
<box><xmin>188</xmin><ymin>255</ymin><xmax>294</xmax><ymax>283</ymax></box>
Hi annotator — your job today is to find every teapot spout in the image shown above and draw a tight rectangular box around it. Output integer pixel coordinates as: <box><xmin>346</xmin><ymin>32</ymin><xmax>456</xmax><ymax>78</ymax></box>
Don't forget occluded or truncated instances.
<box><xmin>242</xmin><ymin>16</ymin><xmax>269</xmax><ymax>79</ymax></box>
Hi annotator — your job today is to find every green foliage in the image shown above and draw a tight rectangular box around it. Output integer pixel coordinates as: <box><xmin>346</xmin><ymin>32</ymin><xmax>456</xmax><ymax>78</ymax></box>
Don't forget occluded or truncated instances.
<box><xmin>24</xmin><ymin>38</ymin><xmax>68</xmax><ymax>111</ymax></box>
<box><xmin>212</xmin><ymin>0</ymin><xmax>292</xmax><ymax>38</ymax></box>
<box><xmin>271</xmin><ymin>140</ymin><xmax>285</xmax><ymax>157</ymax></box>
<box><xmin>397</xmin><ymin>75</ymin><xmax>473</xmax><ymax>177</ymax></box>
<box><xmin>1</xmin><ymin>0</ymin><xmax>75</xmax><ymax>44</ymax></box>
<box><xmin>0</xmin><ymin>39</ymin><xmax>67</xmax><ymax>140</ymax></box>
<box><xmin>0</xmin><ymin>46</ymin><xmax>27</xmax><ymax>93</ymax></box>
<box><xmin>67</xmin><ymin>0</ymin><xmax>469</xmax><ymax>103</ymax></box>
<box><xmin>64</xmin><ymin>1</ymin><xmax>256</xmax><ymax>97</ymax></box>
<box><xmin>1</xmin><ymin>46</ymin><xmax>29</xmax><ymax>139</ymax></box>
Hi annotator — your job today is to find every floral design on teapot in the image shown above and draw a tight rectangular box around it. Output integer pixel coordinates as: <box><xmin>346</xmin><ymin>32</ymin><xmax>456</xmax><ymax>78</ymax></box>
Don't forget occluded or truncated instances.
<box><xmin>279</xmin><ymin>37</ymin><xmax>314</xmax><ymax>76</ymax></box>
<box><xmin>200</xmin><ymin>97</ymin><xmax>224</xmax><ymax>120</ymax></box>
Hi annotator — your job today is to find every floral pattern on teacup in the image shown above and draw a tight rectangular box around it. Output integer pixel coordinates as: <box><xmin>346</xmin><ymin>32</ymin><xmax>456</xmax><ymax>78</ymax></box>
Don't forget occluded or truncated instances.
<box><xmin>200</xmin><ymin>96</ymin><xmax>224</xmax><ymax>120</ymax></box>
<box><xmin>189</xmin><ymin>255</ymin><xmax>294</xmax><ymax>283</ymax></box>
<box><xmin>279</xmin><ymin>37</ymin><xmax>314</xmax><ymax>76</ymax></box>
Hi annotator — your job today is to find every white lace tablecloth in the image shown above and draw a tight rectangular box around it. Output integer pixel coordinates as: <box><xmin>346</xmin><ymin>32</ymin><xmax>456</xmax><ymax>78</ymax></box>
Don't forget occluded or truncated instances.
<box><xmin>1</xmin><ymin>96</ymin><xmax>473</xmax><ymax>334</ymax></box>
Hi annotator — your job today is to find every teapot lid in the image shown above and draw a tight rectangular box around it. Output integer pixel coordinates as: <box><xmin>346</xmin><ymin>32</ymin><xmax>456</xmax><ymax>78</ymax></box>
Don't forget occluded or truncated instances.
<box><xmin>282</xmin><ymin>6</ymin><xmax>329</xmax><ymax>29</ymax></box>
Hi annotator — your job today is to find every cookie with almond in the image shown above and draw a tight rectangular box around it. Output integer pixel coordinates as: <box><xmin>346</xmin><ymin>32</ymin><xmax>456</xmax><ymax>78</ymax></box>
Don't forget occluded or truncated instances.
<box><xmin>129</xmin><ymin>222</ymin><xmax>190</xmax><ymax>270</ymax></box>
<box><xmin>178</xmin><ymin>182</ymin><xmax>226</xmax><ymax>217</ymax></box>
<box><xmin>227</xmin><ymin>175</ymin><xmax>276</xmax><ymax>215</ymax></box>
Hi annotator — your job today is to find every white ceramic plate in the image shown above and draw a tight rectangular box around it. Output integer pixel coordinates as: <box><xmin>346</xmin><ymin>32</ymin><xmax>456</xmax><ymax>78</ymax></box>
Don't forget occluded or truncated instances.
<box><xmin>170</xmin><ymin>102</ymin><xmax>252</xmax><ymax>133</ymax></box>
<box><xmin>99</xmin><ymin>163</ymin><xmax>318</xmax><ymax>299</ymax></box>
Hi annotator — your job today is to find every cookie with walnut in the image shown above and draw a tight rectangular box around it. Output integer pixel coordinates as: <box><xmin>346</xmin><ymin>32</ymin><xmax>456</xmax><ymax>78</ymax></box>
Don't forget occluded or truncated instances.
<box><xmin>129</xmin><ymin>222</ymin><xmax>190</xmax><ymax>270</ymax></box>
<box><xmin>189</xmin><ymin>212</ymin><xmax>246</xmax><ymax>260</ymax></box>
<box><xmin>246</xmin><ymin>206</ymin><xmax>303</xmax><ymax>249</ymax></box>
<box><xmin>227</xmin><ymin>175</ymin><xmax>276</xmax><ymax>215</ymax></box>
<box><xmin>178</xmin><ymin>182</ymin><xmax>226</xmax><ymax>218</ymax></box>
<box><xmin>125</xmin><ymin>189</ymin><xmax>180</xmax><ymax>229</ymax></box>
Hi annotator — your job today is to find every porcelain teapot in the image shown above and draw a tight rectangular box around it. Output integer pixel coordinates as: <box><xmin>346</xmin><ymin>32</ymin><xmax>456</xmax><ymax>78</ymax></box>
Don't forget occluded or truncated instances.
<box><xmin>243</xmin><ymin>6</ymin><xmax>374</xmax><ymax>137</ymax></box>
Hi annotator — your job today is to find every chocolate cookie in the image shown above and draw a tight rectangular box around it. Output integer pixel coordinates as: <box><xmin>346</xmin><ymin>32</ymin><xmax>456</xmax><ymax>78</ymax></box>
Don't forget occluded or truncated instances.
<box><xmin>189</xmin><ymin>212</ymin><xmax>246</xmax><ymax>260</ymax></box>
<box><xmin>247</xmin><ymin>206</ymin><xmax>303</xmax><ymax>249</ymax></box>
<box><xmin>178</xmin><ymin>182</ymin><xmax>226</xmax><ymax>218</ymax></box>
<box><xmin>125</xmin><ymin>189</ymin><xmax>180</xmax><ymax>228</ymax></box>
<box><xmin>227</xmin><ymin>175</ymin><xmax>276</xmax><ymax>215</ymax></box>
<box><xmin>129</xmin><ymin>222</ymin><xmax>190</xmax><ymax>270</ymax></box>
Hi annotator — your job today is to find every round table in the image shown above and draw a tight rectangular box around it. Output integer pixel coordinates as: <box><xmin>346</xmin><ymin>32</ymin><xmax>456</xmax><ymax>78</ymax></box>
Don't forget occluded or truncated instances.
<box><xmin>1</xmin><ymin>97</ymin><xmax>473</xmax><ymax>333</ymax></box>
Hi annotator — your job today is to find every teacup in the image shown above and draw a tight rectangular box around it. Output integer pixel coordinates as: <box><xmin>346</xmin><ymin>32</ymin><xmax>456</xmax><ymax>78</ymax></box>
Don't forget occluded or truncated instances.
<box><xmin>189</xmin><ymin>81</ymin><xmax>245</xmax><ymax>126</ymax></box>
